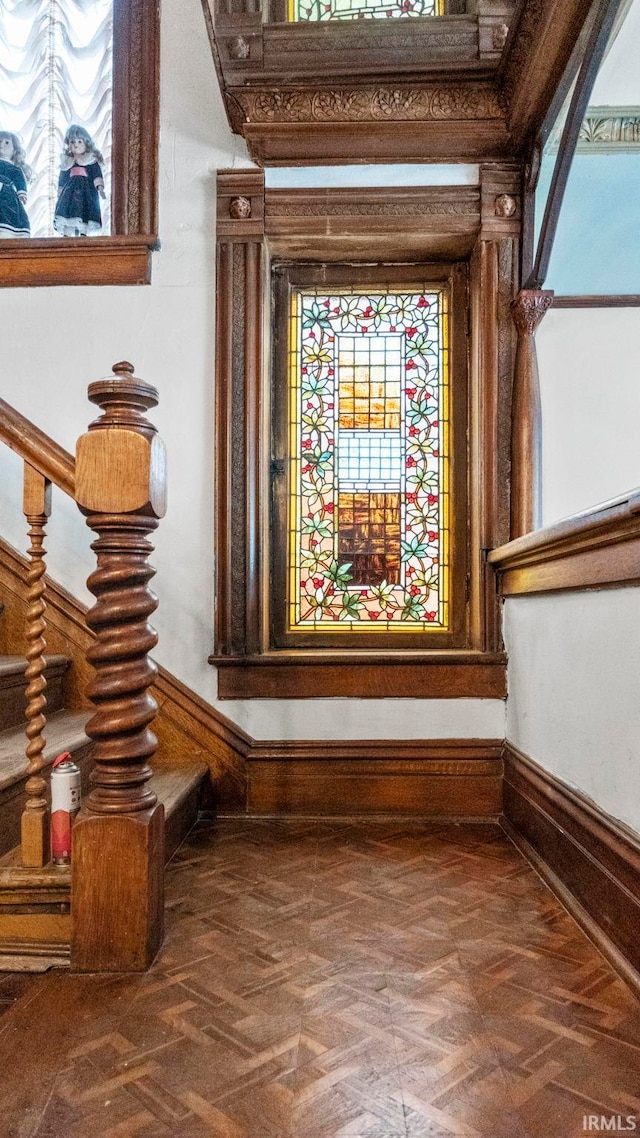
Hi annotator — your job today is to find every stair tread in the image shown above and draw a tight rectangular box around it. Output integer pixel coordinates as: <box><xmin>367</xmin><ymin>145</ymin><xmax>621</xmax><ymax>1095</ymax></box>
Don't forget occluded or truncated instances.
<box><xmin>150</xmin><ymin>761</ymin><xmax>207</xmax><ymax>818</ymax></box>
<box><xmin>0</xmin><ymin>655</ymin><xmax>69</xmax><ymax>678</ymax></box>
<box><xmin>0</xmin><ymin>710</ymin><xmax>91</xmax><ymax>793</ymax></box>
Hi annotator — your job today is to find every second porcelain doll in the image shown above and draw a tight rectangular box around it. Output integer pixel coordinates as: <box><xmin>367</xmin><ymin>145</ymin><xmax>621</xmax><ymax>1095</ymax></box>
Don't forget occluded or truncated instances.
<box><xmin>53</xmin><ymin>125</ymin><xmax>105</xmax><ymax>236</ymax></box>
<box><xmin>0</xmin><ymin>131</ymin><xmax>32</xmax><ymax>238</ymax></box>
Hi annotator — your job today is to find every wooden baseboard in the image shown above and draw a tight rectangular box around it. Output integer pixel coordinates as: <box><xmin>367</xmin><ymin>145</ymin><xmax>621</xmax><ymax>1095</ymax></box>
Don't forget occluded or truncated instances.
<box><xmin>247</xmin><ymin>739</ymin><xmax>503</xmax><ymax>816</ymax></box>
<box><xmin>502</xmin><ymin>744</ymin><xmax>640</xmax><ymax>993</ymax></box>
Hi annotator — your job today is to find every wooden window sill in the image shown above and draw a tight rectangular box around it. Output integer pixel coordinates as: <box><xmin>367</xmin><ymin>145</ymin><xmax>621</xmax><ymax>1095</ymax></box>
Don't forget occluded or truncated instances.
<box><xmin>0</xmin><ymin>236</ymin><xmax>157</xmax><ymax>288</ymax></box>
<box><xmin>210</xmin><ymin>651</ymin><xmax>507</xmax><ymax>699</ymax></box>
<box><xmin>489</xmin><ymin>488</ymin><xmax>640</xmax><ymax>595</ymax></box>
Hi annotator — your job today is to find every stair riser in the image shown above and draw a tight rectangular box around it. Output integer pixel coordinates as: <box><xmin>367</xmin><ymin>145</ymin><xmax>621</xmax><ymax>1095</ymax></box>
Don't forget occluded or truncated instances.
<box><xmin>0</xmin><ymin>664</ymin><xmax>67</xmax><ymax>732</ymax></box>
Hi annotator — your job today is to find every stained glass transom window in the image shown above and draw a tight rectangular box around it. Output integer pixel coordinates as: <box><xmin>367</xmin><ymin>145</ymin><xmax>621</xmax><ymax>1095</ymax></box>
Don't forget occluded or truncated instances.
<box><xmin>288</xmin><ymin>288</ymin><xmax>450</xmax><ymax>631</ymax></box>
<box><xmin>290</xmin><ymin>0</ymin><xmax>441</xmax><ymax>19</ymax></box>
<box><xmin>0</xmin><ymin>0</ymin><xmax>113</xmax><ymax>238</ymax></box>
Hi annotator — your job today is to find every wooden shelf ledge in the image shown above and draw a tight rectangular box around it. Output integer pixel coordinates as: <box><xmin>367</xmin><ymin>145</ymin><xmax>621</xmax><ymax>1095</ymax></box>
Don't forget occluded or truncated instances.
<box><xmin>489</xmin><ymin>488</ymin><xmax>640</xmax><ymax>595</ymax></box>
<box><xmin>0</xmin><ymin>235</ymin><xmax>157</xmax><ymax>288</ymax></box>
<box><xmin>211</xmin><ymin>651</ymin><xmax>507</xmax><ymax>699</ymax></box>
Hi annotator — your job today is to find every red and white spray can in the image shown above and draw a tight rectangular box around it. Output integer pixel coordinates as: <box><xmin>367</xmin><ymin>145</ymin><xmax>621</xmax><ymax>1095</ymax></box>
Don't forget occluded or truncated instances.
<box><xmin>50</xmin><ymin>752</ymin><xmax>81</xmax><ymax>865</ymax></box>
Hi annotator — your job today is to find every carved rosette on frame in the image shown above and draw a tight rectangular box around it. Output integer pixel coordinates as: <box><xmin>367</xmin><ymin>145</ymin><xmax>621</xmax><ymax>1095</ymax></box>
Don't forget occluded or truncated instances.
<box><xmin>510</xmin><ymin>289</ymin><xmax>554</xmax><ymax>539</ymax></box>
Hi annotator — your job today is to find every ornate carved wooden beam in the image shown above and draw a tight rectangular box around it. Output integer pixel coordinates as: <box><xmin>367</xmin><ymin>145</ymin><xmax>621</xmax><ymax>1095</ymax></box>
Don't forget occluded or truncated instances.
<box><xmin>201</xmin><ymin>0</ymin><xmax>518</xmax><ymax>164</ymax></box>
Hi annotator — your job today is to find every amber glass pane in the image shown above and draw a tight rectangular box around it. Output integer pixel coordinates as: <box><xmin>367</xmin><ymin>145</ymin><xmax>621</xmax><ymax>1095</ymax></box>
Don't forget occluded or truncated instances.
<box><xmin>338</xmin><ymin>492</ymin><xmax>401</xmax><ymax>585</ymax></box>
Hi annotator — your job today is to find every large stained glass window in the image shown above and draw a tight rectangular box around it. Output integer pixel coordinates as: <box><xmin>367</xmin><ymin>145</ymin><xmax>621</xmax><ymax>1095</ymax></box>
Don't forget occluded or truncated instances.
<box><xmin>0</xmin><ymin>1</ymin><xmax>113</xmax><ymax>238</ymax></box>
<box><xmin>290</xmin><ymin>0</ymin><xmax>441</xmax><ymax>18</ymax></box>
<box><xmin>287</xmin><ymin>287</ymin><xmax>450</xmax><ymax>633</ymax></box>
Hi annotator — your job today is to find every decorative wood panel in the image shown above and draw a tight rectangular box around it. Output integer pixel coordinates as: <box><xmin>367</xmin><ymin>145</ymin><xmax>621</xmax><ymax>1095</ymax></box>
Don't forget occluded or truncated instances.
<box><xmin>265</xmin><ymin>185</ymin><xmax>481</xmax><ymax>262</ymax></box>
<box><xmin>248</xmin><ymin>738</ymin><xmax>503</xmax><ymax>815</ymax></box>
<box><xmin>503</xmin><ymin>744</ymin><xmax>640</xmax><ymax>992</ymax></box>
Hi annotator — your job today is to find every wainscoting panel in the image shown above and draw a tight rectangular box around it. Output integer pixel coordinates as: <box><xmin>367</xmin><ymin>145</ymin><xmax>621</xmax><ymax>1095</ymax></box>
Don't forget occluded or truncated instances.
<box><xmin>502</xmin><ymin>744</ymin><xmax>640</xmax><ymax>990</ymax></box>
<box><xmin>247</xmin><ymin>740</ymin><xmax>503</xmax><ymax>817</ymax></box>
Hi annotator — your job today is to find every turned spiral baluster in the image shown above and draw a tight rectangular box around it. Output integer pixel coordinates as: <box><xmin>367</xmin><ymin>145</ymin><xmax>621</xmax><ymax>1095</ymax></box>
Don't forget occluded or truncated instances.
<box><xmin>21</xmin><ymin>463</ymin><xmax>52</xmax><ymax>867</ymax></box>
<box><xmin>75</xmin><ymin>362</ymin><xmax>167</xmax><ymax>815</ymax></box>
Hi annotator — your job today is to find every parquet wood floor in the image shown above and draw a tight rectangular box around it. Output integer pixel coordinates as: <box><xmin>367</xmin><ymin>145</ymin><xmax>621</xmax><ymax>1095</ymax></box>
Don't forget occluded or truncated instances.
<box><xmin>1</xmin><ymin>819</ymin><xmax>640</xmax><ymax>1138</ymax></box>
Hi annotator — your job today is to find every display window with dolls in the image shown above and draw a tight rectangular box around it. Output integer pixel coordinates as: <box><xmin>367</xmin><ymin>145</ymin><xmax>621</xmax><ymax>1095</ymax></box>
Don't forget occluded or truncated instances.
<box><xmin>0</xmin><ymin>132</ymin><xmax>32</xmax><ymax>239</ymax></box>
<box><xmin>54</xmin><ymin>125</ymin><xmax>106</xmax><ymax>237</ymax></box>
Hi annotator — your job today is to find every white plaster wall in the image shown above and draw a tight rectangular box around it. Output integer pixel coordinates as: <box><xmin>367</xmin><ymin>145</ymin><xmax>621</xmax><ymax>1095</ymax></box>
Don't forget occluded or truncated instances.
<box><xmin>504</xmin><ymin>590</ymin><xmax>640</xmax><ymax>833</ymax></box>
<box><xmin>538</xmin><ymin>307</ymin><xmax>640</xmax><ymax>525</ymax></box>
<box><xmin>0</xmin><ymin>0</ymin><xmax>505</xmax><ymax>741</ymax></box>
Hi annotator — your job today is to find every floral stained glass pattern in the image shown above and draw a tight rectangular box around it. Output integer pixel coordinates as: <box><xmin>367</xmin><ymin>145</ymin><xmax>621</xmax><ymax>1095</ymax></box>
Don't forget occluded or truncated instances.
<box><xmin>290</xmin><ymin>0</ymin><xmax>441</xmax><ymax>20</ymax></box>
<box><xmin>288</xmin><ymin>288</ymin><xmax>450</xmax><ymax>632</ymax></box>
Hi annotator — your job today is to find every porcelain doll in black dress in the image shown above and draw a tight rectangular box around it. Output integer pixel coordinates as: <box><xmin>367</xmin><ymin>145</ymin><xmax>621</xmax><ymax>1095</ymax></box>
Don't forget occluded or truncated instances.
<box><xmin>54</xmin><ymin>125</ymin><xmax>106</xmax><ymax>236</ymax></box>
<box><xmin>0</xmin><ymin>132</ymin><xmax>32</xmax><ymax>238</ymax></box>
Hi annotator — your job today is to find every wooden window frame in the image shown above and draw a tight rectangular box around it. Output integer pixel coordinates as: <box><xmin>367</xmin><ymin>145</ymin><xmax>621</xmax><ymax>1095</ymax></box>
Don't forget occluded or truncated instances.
<box><xmin>212</xmin><ymin>167</ymin><xmax>518</xmax><ymax>699</ymax></box>
<box><xmin>270</xmin><ymin>260</ymin><xmax>469</xmax><ymax>651</ymax></box>
<box><xmin>0</xmin><ymin>0</ymin><xmax>160</xmax><ymax>289</ymax></box>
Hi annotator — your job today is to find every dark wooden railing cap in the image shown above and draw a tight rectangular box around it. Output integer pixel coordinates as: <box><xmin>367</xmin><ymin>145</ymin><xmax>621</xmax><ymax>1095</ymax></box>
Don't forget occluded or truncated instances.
<box><xmin>88</xmin><ymin>361</ymin><xmax>160</xmax><ymax>437</ymax></box>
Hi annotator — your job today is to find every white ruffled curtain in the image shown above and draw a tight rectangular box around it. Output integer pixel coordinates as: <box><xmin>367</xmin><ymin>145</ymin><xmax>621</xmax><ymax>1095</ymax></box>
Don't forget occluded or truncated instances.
<box><xmin>0</xmin><ymin>0</ymin><xmax>112</xmax><ymax>237</ymax></box>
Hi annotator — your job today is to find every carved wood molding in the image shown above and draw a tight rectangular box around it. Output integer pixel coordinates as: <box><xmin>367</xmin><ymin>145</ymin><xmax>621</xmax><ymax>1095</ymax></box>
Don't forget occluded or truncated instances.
<box><xmin>216</xmin><ymin>170</ymin><xmax>265</xmax><ymax>240</ymax></box>
<box><xmin>234</xmin><ymin>82</ymin><xmax>510</xmax><ymax>163</ymax></box>
<box><xmin>236</xmin><ymin>83</ymin><xmax>506</xmax><ymax>123</ymax></box>
<box><xmin>546</xmin><ymin>106</ymin><xmax>640</xmax><ymax>152</ymax></box>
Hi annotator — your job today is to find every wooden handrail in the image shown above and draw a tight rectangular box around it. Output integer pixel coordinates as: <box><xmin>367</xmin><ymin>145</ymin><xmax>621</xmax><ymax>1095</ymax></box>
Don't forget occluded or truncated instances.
<box><xmin>0</xmin><ymin>399</ymin><xmax>75</xmax><ymax>498</ymax></box>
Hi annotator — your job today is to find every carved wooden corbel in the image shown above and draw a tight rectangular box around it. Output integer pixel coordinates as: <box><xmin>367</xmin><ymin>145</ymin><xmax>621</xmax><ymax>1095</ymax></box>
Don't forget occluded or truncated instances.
<box><xmin>510</xmin><ymin>289</ymin><xmax>554</xmax><ymax>538</ymax></box>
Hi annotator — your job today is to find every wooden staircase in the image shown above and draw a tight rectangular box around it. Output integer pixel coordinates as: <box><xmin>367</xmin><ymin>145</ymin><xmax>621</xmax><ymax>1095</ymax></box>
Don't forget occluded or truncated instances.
<box><xmin>0</xmin><ymin>644</ymin><xmax>208</xmax><ymax>970</ymax></box>
<box><xmin>0</xmin><ymin>365</ymin><xmax>214</xmax><ymax>972</ymax></box>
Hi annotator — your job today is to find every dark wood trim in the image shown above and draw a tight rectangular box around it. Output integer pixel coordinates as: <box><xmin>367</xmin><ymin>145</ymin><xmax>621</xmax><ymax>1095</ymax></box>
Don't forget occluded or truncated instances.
<box><xmin>0</xmin><ymin>237</ymin><xmax>154</xmax><ymax>289</ymax></box>
<box><xmin>213</xmin><ymin>655</ymin><xmax>507</xmax><ymax>698</ymax></box>
<box><xmin>112</xmin><ymin>0</ymin><xmax>160</xmax><ymax>236</ymax></box>
<box><xmin>213</xmin><ymin>171</ymin><xmax>515</xmax><ymax>694</ymax></box>
<box><xmin>502</xmin><ymin>744</ymin><xmax>640</xmax><ymax>995</ymax></box>
<box><xmin>489</xmin><ymin>488</ymin><xmax>640</xmax><ymax>594</ymax></box>
<box><xmin>0</xmin><ymin>400</ymin><xmax>75</xmax><ymax>497</ymax></box>
<box><xmin>265</xmin><ymin>185</ymin><xmax>482</xmax><ymax>263</ymax></box>
<box><xmin>528</xmin><ymin>0</ymin><xmax>625</xmax><ymax>290</ymax></box>
<box><xmin>248</xmin><ymin>737</ymin><xmax>503</xmax><ymax>816</ymax></box>
<box><xmin>242</xmin><ymin>115</ymin><xmax>511</xmax><ymax>167</ymax></box>
<box><xmin>1</xmin><ymin>0</ymin><xmax>159</xmax><ymax>288</ymax></box>
<box><xmin>500</xmin><ymin>0</ymin><xmax>599</xmax><ymax>150</ymax></box>
<box><xmin>468</xmin><ymin>211</ymin><xmax>519</xmax><ymax>650</ymax></box>
<box><xmin>552</xmin><ymin>294</ymin><xmax>640</xmax><ymax>308</ymax></box>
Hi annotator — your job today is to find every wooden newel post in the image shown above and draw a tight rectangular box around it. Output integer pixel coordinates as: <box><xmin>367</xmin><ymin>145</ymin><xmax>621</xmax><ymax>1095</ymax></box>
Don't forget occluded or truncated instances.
<box><xmin>510</xmin><ymin>289</ymin><xmax>553</xmax><ymax>538</ymax></box>
<box><xmin>71</xmin><ymin>361</ymin><xmax>168</xmax><ymax>972</ymax></box>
